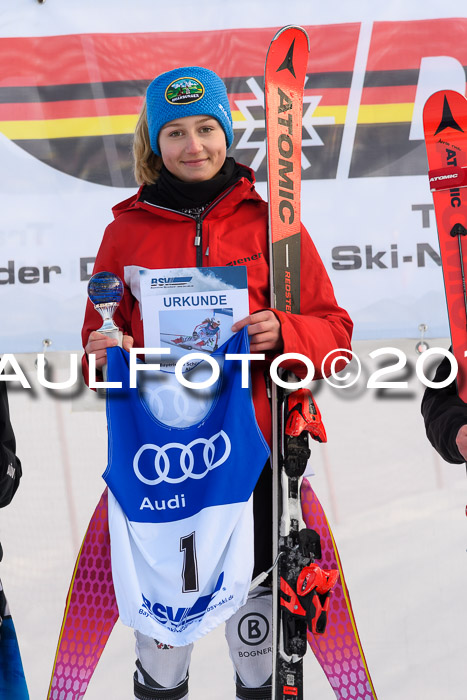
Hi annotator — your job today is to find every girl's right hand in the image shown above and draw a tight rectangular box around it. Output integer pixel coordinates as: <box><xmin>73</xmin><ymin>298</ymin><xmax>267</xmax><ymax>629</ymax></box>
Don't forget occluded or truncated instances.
<box><xmin>85</xmin><ymin>330</ymin><xmax>134</xmax><ymax>369</ymax></box>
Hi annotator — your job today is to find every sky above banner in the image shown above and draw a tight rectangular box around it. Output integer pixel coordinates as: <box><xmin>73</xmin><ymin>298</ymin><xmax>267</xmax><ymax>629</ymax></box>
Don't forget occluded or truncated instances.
<box><xmin>0</xmin><ymin>1</ymin><xmax>461</xmax><ymax>36</ymax></box>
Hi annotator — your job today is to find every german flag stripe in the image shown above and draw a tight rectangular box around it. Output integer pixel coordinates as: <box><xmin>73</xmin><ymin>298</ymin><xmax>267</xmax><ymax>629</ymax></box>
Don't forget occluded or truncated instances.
<box><xmin>0</xmin><ymin>101</ymin><xmax>348</xmax><ymax>138</ymax></box>
<box><xmin>0</xmin><ymin>74</ymin><xmax>351</xmax><ymax>138</ymax></box>
<box><xmin>1</xmin><ymin>115</ymin><xmax>139</xmax><ymax>140</ymax></box>
<box><xmin>0</xmin><ymin>26</ymin><xmax>359</xmax><ymax>184</ymax></box>
<box><xmin>0</xmin><ymin>76</ymin><xmax>352</xmax><ymax>109</ymax></box>
<box><xmin>367</xmin><ymin>19</ymin><xmax>467</xmax><ymax>71</ymax></box>
<box><xmin>363</xmin><ymin>69</ymin><xmax>421</xmax><ymax>88</ymax></box>
<box><xmin>0</xmin><ymin>97</ymin><xmax>143</xmax><ymax>122</ymax></box>
<box><xmin>0</xmin><ymin>80</ymin><xmax>148</xmax><ymax>104</ymax></box>
<box><xmin>2</xmin><ymin>19</ymin><xmax>466</xmax><ymax>184</ymax></box>
<box><xmin>350</xmin><ymin>18</ymin><xmax>467</xmax><ymax>177</ymax></box>
<box><xmin>360</xmin><ymin>86</ymin><xmax>416</xmax><ymax>106</ymax></box>
<box><xmin>0</xmin><ymin>25</ymin><xmax>358</xmax><ymax>86</ymax></box>
<box><xmin>0</xmin><ymin>71</ymin><xmax>353</xmax><ymax>103</ymax></box>
<box><xmin>17</xmin><ymin>134</ymin><xmax>137</xmax><ymax>187</ymax></box>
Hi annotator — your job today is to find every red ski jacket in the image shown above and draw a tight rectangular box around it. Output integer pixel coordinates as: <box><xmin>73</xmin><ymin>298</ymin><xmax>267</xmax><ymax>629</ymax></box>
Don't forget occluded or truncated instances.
<box><xmin>82</xmin><ymin>170</ymin><xmax>353</xmax><ymax>446</ymax></box>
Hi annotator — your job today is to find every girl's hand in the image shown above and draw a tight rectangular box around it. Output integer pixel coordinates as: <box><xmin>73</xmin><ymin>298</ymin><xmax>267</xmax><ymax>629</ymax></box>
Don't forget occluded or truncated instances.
<box><xmin>85</xmin><ymin>331</ymin><xmax>134</xmax><ymax>369</ymax></box>
<box><xmin>231</xmin><ymin>311</ymin><xmax>283</xmax><ymax>353</ymax></box>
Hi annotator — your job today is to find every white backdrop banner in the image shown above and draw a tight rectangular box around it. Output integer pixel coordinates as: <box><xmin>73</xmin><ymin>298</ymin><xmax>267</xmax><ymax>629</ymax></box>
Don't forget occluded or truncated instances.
<box><xmin>1</xmin><ymin>5</ymin><xmax>466</xmax><ymax>351</ymax></box>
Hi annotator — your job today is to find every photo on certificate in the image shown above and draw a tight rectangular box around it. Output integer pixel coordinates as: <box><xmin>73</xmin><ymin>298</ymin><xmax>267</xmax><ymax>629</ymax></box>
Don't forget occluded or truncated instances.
<box><xmin>159</xmin><ymin>307</ymin><xmax>232</xmax><ymax>356</ymax></box>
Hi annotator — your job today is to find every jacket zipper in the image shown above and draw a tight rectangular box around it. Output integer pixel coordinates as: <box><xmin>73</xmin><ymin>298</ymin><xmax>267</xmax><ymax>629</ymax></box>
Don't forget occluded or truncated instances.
<box><xmin>194</xmin><ymin>216</ymin><xmax>202</xmax><ymax>267</ymax></box>
<box><xmin>195</xmin><ymin>184</ymin><xmax>237</xmax><ymax>267</ymax></box>
<box><xmin>143</xmin><ymin>183</ymin><xmax>238</xmax><ymax>268</ymax></box>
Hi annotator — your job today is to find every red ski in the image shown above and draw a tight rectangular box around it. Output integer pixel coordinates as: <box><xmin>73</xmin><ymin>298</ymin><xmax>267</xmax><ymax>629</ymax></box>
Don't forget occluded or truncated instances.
<box><xmin>265</xmin><ymin>26</ymin><xmax>310</xmax><ymax>700</ymax></box>
<box><xmin>265</xmin><ymin>25</ymin><xmax>309</xmax><ymax>314</ymax></box>
<box><xmin>423</xmin><ymin>90</ymin><xmax>467</xmax><ymax>399</ymax></box>
<box><xmin>266</xmin><ymin>25</ymin><xmax>378</xmax><ymax>700</ymax></box>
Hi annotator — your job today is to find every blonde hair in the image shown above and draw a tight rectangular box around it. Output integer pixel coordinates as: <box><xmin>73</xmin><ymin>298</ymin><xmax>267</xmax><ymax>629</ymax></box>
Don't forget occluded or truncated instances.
<box><xmin>133</xmin><ymin>100</ymin><xmax>163</xmax><ymax>185</ymax></box>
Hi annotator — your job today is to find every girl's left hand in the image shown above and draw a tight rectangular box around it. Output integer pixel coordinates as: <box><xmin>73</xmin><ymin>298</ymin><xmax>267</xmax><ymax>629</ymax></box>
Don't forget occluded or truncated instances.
<box><xmin>232</xmin><ymin>310</ymin><xmax>283</xmax><ymax>353</ymax></box>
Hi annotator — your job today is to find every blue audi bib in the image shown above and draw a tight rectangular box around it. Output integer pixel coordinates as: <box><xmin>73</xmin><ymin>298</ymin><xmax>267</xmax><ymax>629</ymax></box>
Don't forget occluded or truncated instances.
<box><xmin>104</xmin><ymin>328</ymin><xmax>270</xmax><ymax>645</ymax></box>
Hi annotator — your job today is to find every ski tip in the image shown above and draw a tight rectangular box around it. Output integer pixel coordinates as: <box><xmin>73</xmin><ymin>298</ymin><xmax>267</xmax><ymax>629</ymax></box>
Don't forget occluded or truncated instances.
<box><xmin>270</xmin><ymin>24</ymin><xmax>310</xmax><ymax>51</ymax></box>
<box><xmin>425</xmin><ymin>88</ymin><xmax>465</xmax><ymax>101</ymax></box>
<box><xmin>423</xmin><ymin>89</ymin><xmax>466</xmax><ymax>115</ymax></box>
<box><xmin>422</xmin><ymin>89</ymin><xmax>467</xmax><ymax>138</ymax></box>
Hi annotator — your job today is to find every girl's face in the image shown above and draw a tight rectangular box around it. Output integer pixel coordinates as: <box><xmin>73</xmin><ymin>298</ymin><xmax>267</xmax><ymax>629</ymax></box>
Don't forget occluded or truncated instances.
<box><xmin>158</xmin><ymin>115</ymin><xmax>227</xmax><ymax>182</ymax></box>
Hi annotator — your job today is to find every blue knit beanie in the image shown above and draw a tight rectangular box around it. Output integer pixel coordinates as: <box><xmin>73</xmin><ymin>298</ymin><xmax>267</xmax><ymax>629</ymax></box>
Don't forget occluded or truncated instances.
<box><xmin>146</xmin><ymin>66</ymin><xmax>234</xmax><ymax>156</ymax></box>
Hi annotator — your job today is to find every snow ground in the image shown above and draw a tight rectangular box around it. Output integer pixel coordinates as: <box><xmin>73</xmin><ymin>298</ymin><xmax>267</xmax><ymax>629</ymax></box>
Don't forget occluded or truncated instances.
<box><xmin>1</xmin><ymin>338</ymin><xmax>466</xmax><ymax>699</ymax></box>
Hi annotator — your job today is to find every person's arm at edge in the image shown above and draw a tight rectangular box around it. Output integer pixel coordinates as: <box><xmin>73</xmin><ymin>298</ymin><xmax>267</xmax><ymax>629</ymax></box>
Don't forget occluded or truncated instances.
<box><xmin>421</xmin><ymin>351</ymin><xmax>467</xmax><ymax>464</ymax></box>
<box><xmin>0</xmin><ymin>383</ymin><xmax>22</xmax><ymax>508</ymax></box>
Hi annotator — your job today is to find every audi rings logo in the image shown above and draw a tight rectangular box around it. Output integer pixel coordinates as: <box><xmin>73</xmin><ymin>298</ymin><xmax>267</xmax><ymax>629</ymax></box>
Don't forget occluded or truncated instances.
<box><xmin>133</xmin><ymin>431</ymin><xmax>231</xmax><ymax>485</ymax></box>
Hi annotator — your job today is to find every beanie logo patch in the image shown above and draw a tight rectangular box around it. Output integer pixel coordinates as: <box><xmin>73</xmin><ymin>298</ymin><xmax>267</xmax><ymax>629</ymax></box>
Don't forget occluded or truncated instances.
<box><xmin>165</xmin><ymin>77</ymin><xmax>205</xmax><ymax>105</ymax></box>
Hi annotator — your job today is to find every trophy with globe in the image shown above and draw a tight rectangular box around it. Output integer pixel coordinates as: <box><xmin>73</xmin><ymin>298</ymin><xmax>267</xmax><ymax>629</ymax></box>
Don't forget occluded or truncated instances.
<box><xmin>87</xmin><ymin>271</ymin><xmax>124</xmax><ymax>346</ymax></box>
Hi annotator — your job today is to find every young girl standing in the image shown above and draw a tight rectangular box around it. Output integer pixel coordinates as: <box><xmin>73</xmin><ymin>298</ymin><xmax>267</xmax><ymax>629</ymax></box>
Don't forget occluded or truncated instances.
<box><xmin>82</xmin><ymin>66</ymin><xmax>352</xmax><ymax>700</ymax></box>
